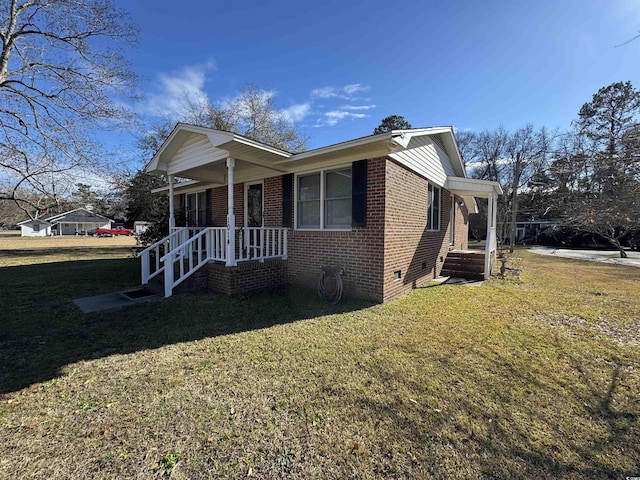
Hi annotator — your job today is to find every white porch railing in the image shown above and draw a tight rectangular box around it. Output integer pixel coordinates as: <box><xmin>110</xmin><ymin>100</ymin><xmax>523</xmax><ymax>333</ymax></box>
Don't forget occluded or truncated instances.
<box><xmin>138</xmin><ymin>228</ymin><xmax>186</xmax><ymax>284</ymax></box>
<box><xmin>484</xmin><ymin>225</ymin><xmax>497</xmax><ymax>279</ymax></box>
<box><xmin>159</xmin><ymin>227</ymin><xmax>227</xmax><ymax>297</ymax></box>
<box><xmin>139</xmin><ymin>226</ymin><xmax>287</xmax><ymax>297</ymax></box>
<box><xmin>237</xmin><ymin>227</ymin><xmax>288</xmax><ymax>262</ymax></box>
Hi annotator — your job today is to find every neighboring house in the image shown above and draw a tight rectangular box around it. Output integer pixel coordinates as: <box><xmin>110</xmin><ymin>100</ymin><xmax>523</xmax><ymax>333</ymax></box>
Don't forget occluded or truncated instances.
<box><xmin>140</xmin><ymin>124</ymin><xmax>502</xmax><ymax>302</ymax></box>
<box><xmin>17</xmin><ymin>218</ymin><xmax>52</xmax><ymax>237</ymax></box>
<box><xmin>133</xmin><ymin>221</ymin><xmax>152</xmax><ymax>235</ymax></box>
<box><xmin>18</xmin><ymin>208</ymin><xmax>112</xmax><ymax>237</ymax></box>
<box><xmin>498</xmin><ymin>219</ymin><xmax>558</xmax><ymax>244</ymax></box>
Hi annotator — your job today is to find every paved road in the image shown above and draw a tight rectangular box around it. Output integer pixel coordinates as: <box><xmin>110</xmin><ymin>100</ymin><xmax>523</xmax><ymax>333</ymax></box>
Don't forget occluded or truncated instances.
<box><xmin>528</xmin><ymin>247</ymin><xmax>640</xmax><ymax>268</ymax></box>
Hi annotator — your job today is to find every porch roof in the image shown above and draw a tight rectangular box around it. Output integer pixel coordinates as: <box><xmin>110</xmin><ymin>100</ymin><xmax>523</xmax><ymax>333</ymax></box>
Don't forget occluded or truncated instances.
<box><xmin>445</xmin><ymin>177</ymin><xmax>503</xmax><ymax>198</ymax></box>
<box><xmin>146</xmin><ymin>124</ymin><xmax>292</xmax><ymax>185</ymax></box>
<box><xmin>445</xmin><ymin>177</ymin><xmax>502</xmax><ymax>215</ymax></box>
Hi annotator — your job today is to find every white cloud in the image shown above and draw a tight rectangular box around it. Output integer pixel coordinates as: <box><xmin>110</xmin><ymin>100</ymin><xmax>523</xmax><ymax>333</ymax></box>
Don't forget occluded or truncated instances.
<box><xmin>281</xmin><ymin>102</ymin><xmax>311</xmax><ymax>122</ymax></box>
<box><xmin>344</xmin><ymin>83</ymin><xmax>368</xmax><ymax>95</ymax></box>
<box><xmin>340</xmin><ymin>104</ymin><xmax>376</xmax><ymax>111</ymax></box>
<box><xmin>324</xmin><ymin>110</ymin><xmax>369</xmax><ymax>126</ymax></box>
<box><xmin>311</xmin><ymin>83</ymin><xmax>370</xmax><ymax>100</ymax></box>
<box><xmin>303</xmin><ymin>84</ymin><xmax>375</xmax><ymax>127</ymax></box>
<box><xmin>143</xmin><ymin>60</ymin><xmax>216</xmax><ymax>119</ymax></box>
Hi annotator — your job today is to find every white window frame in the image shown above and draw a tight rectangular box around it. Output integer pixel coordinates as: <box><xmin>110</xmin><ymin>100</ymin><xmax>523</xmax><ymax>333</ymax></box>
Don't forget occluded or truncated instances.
<box><xmin>294</xmin><ymin>165</ymin><xmax>352</xmax><ymax>231</ymax></box>
<box><xmin>185</xmin><ymin>190</ymin><xmax>207</xmax><ymax>227</ymax></box>
<box><xmin>427</xmin><ymin>184</ymin><xmax>441</xmax><ymax>232</ymax></box>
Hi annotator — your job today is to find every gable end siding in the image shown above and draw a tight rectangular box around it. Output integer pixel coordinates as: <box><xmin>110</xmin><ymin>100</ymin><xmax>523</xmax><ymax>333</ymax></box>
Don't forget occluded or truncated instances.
<box><xmin>389</xmin><ymin>135</ymin><xmax>455</xmax><ymax>186</ymax></box>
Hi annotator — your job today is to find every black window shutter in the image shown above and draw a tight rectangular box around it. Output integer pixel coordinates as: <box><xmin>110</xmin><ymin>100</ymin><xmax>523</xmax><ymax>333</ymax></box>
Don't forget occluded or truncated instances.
<box><xmin>282</xmin><ymin>174</ymin><xmax>293</xmax><ymax>227</ymax></box>
<box><xmin>352</xmin><ymin>160</ymin><xmax>368</xmax><ymax>227</ymax></box>
<box><xmin>205</xmin><ymin>188</ymin><xmax>212</xmax><ymax>226</ymax></box>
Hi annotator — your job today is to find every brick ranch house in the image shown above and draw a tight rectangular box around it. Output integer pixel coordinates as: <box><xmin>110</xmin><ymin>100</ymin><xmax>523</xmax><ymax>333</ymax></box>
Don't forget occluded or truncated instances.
<box><xmin>139</xmin><ymin>123</ymin><xmax>502</xmax><ymax>303</ymax></box>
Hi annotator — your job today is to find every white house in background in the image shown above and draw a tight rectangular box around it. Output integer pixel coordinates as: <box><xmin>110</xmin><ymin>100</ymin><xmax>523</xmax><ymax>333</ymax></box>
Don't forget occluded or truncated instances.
<box><xmin>133</xmin><ymin>221</ymin><xmax>152</xmax><ymax>235</ymax></box>
<box><xmin>18</xmin><ymin>208</ymin><xmax>112</xmax><ymax>237</ymax></box>
<box><xmin>17</xmin><ymin>218</ymin><xmax>53</xmax><ymax>237</ymax></box>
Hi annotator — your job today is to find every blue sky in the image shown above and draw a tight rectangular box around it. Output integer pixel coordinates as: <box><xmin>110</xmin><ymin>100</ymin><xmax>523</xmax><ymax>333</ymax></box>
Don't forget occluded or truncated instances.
<box><xmin>118</xmin><ymin>0</ymin><xmax>640</xmax><ymax>157</ymax></box>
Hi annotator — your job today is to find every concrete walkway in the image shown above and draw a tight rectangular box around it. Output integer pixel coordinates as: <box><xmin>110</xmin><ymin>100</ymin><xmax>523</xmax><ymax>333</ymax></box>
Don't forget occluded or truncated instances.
<box><xmin>528</xmin><ymin>247</ymin><xmax>640</xmax><ymax>268</ymax></box>
<box><xmin>74</xmin><ymin>288</ymin><xmax>161</xmax><ymax>313</ymax></box>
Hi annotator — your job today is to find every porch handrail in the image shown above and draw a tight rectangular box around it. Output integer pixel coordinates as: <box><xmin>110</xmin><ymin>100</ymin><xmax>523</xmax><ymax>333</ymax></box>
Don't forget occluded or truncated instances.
<box><xmin>137</xmin><ymin>228</ymin><xmax>182</xmax><ymax>258</ymax></box>
<box><xmin>159</xmin><ymin>227</ymin><xmax>227</xmax><ymax>297</ymax></box>
<box><xmin>137</xmin><ymin>228</ymin><xmax>185</xmax><ymax>285</ymax></box>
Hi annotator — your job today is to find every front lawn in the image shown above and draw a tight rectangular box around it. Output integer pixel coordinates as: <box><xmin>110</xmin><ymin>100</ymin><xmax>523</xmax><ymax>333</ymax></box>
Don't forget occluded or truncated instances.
<box><xmin>0</xmin><ymin>244</ymin><xmax>638</xmax><ymax>479</ymax></box>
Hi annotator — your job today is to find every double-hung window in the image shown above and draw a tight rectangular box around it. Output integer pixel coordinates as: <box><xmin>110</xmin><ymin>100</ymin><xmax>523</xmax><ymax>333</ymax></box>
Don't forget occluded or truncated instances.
<box><xmin>427</xmin><ymin>184</ymin><xmax>441</xmax><ymax>231</ymax></box>
<box><xmin>185</xmin><ymin>191</ymin><xmax>207</xmax><ymax>227</ymax></box>
<box><xmin>297</xmin><ymin>167</ymin><xmax>352</xmax><ymax>229</ymax></box>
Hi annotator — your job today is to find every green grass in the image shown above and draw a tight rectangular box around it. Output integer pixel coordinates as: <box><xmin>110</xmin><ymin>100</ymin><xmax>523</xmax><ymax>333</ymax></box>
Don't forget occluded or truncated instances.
<box><xmin>0</xmin><ymin>245</ymin><xmax>639</xmax><ymax>478</ymax></box>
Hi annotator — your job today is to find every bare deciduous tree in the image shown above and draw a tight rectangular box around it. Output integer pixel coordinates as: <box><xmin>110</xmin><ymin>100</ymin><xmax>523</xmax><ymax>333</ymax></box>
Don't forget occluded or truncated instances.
<box><xmin>0</xmin><ymin>0</ymin><xmax>138</xmax><ymax>218</ymax></box>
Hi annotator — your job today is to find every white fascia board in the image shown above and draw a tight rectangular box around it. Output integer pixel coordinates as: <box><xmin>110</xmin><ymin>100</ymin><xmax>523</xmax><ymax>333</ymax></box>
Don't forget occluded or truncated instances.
<box><xmin>17</xmin><ymin>218</ymin><xmax>50</xmax><ymax>226</ymax></box>
<box><xmin>221</xmin><ymin>133</ymin><xmax>292</xmax><ymax>159</ymax></box>
<box><xmin>151</xmin><ymin>179</ymin><xmax>201</xmax><ymax>194</ymax></box>
<box><xmin>46</xmin><ymin>207</ymin><xmax>85</xmax><ymax>221</ymax></box>
<box><xmin>445</xmin><ymin>177</ymin><xmax>503</xmax><ymax>196</ymax></box>
<box><xmin>276</xmin><ymin>132</ymin><xmax>393</xmax><ymax>165</ymax></box>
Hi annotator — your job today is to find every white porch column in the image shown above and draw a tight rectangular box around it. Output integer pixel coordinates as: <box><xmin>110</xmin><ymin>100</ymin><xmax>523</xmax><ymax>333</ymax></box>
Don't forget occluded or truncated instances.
<box><xmin>484</xmin><ymin>192</ymin><xmax>495</xmax><ymax>279</ymax></box>
<box><xmin>491</xmin><ymin>193</ymin><xmax>498</xmax><ymax>251</ymax></box>
<box><xmin>168</xmin><ymin>174</ymin><xmax>175</xmax><ymax>230</ymax></box>
<box><xmin>226</xmin><ymin>158</ymin><xmax>237</xmax><ymax>266</ymax></box>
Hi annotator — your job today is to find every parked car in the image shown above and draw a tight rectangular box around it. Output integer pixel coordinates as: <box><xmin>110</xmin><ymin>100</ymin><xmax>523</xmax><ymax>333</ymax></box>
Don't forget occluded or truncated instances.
<box><xmin>95</xmin><ymin>226</ymin><xmax>134</xmax><ymax>237</ymax></box>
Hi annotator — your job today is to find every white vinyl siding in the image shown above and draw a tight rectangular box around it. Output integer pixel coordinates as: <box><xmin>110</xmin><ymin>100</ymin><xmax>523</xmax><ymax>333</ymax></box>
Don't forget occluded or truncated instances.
<box><xmin>427</xmin><ymin>184</ymin><xmax>441</xmax><ymax>231</ymax></box>
<box><xmin>167</xmin><ymin>133</ymin><xmax>227</xmax><ymax>175</ymax></box>
<box><xmin>296</xmin><ymin>166</ymin><xmax>352</xmax><ymax>230</ymax></box>
<box><xmin>389</xmin><ymin>135</ymin><xmax>455</xmax><ymax>187</ymax></box>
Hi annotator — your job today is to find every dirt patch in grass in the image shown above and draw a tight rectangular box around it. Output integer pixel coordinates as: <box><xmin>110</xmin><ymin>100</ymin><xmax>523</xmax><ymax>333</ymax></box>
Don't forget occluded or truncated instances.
<box><xmin>0</xmin><ymin>248</ymin><xmax>639</xmax><ymax>478</ymax></box>
<box><xmin>536</xmin><ymin>311</ymin><xmax>640</xmax><ymax>347</ymax></box>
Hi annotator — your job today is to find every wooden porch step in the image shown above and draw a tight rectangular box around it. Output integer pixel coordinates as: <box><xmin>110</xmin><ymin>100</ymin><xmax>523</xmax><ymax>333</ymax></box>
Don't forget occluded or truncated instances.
<box><xmin>440</xmin><ymin>269</ymin><xmax>484</xmax><ymax>281</ymax></box>
<box><xmin>442</xmin><ymin>250</ymin><xmax>486</xmax><ymax>280</ymax></box>
<box><xmin>441</xmin><ymin>259</ymin><xmax>485</xmax><ymax>272</ymax></box>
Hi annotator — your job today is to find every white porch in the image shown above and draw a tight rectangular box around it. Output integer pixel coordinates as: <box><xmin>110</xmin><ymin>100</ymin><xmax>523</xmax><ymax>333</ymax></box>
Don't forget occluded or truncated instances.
<box><xmin>138</xmin><ymin>226</ymin><xmax>288</xmax><ymax>298</ymax></box>
<box><xmin>445</xmin><ymin>177</ymin><xmax>502</xmax><ymax>279</ymax></box>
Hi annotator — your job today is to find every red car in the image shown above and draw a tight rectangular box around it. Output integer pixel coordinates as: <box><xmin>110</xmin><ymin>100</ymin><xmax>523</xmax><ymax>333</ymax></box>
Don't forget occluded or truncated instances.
<box><xmin>95</xmin><ymin>226</ymin><xmax>134</xmax><ymax>237</ymax></box>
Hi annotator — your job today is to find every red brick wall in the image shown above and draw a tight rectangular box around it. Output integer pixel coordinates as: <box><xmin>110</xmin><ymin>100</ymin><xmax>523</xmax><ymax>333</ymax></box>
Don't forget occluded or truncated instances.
<box><xmin>382</xmin><ymin>159</ymin><xmax>468</xmax><ymax>302</ymax></box>
<box><xmin>452</xmin><ymin>194</ymin><xmax>470</xmax><ymax>250</ymax></box>
<box><xmin>209</xmin><ymin>184</ymin><xmax>244</xmax><ymax>227</ymax></box>
<box><xmin>286</xmin><ymin>157</ymin><xmax>386</xmax><ymax>302</ymax></box>
<box><xmin>206</xmin><ymin>260</ymin><xmax>287</xmax><ymax>295</ymax></box>
<box><xmin>190</xmin><ymin>156</ymin><xmax>470</xmax><ymax>303</ymax></box>
<box><xmin>263</xmin><ymin>176</ymin><xmax>282</xmax><ymax>227</ymax></box>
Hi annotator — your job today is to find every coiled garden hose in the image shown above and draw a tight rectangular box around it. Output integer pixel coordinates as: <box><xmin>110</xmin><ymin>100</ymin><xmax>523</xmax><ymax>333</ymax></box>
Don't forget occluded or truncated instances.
<box><xmin>318</xmin><ymin>266</ymin><xmax>344</xmax><ymax>304</ymax></box>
